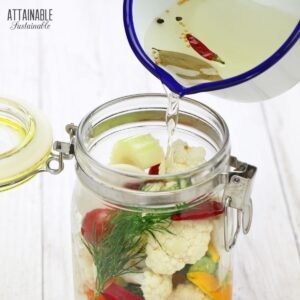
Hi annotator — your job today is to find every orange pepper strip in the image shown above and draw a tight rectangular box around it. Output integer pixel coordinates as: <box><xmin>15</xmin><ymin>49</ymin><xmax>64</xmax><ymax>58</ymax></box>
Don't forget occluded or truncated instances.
<box><xmin>212</xmin><ymin>284</ymin><xmax>233</xmax><ymax>300</ymax></box>
<box><xmin>85</xmin><ymin>289</ymin><xmax>105</xmax><ymax>300</ymax></box>
<box><xmin>187</xmin><ymin>272</ymin><xmax>220</xmax><ymax>298</ymax></box>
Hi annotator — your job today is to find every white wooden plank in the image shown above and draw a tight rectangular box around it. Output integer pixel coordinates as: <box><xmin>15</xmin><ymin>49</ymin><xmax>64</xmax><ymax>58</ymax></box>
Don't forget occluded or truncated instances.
<box><xmin>262</xmin><ymin>84</ymin><xmax>300</xmax><ymax>252</ymax></box>
<box><xmin>0</xmin><ymin>183</ymin><xmax>42</xmax><ymax>300</ymax></box>
<box><xmin>0</xmin><ymin>1</ymin><xmax>43</xmax><ymax>299</ymax></box>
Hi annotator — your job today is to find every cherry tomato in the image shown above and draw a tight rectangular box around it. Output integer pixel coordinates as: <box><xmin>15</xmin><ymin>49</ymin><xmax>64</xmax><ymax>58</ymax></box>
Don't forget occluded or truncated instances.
<box><xmin>81</xmin><ymin>209</ymin><xmax>112</xmax><ymax>243</ymax></box>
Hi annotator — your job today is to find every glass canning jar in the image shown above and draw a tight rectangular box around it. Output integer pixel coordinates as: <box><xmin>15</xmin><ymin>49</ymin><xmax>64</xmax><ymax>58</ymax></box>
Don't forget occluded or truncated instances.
<box><xmin>0</xmin><ymin>94</ymin><xmax>256</xmax><ymax>300</ymax></box>
<box><xmin>69</xmin><ymin>94</ymin><xmax>256</xmax><ymax>300</ymax></box>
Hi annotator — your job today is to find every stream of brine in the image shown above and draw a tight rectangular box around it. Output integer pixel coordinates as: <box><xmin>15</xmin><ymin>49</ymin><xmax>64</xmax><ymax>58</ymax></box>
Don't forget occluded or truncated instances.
<box><xmin>164</xmin><ymin>85</ymin><xmax>180</xmax><ymax>166</ymax></box>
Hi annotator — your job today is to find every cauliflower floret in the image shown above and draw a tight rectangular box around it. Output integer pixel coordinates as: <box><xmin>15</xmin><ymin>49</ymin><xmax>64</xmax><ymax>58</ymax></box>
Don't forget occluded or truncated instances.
<box><xmin>172</xmin><ymin>140</ymin><xmax>206</xmax><ymax>166</ymax></box>
<box><xmin>146</xmin><ymin>220</ymin><xmax>213</xmax><ymax>275</ymax></box>
<box><xmin>167</xmin><ymin>283</ymin><xmax>206</xmax><ymax>300</ymax></box>
<box><xmin>160</xmin><ymin>140</ymin><xmax>206</xmax><ymax>174</ymax></box>
<box><xmin>141</xmin><ymin>270</ymin><xmax>172</xmax><ymax>300</ymax></box>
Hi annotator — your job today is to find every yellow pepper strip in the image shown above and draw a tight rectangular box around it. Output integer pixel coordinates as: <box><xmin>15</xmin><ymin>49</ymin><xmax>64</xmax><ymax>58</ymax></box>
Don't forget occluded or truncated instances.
<box><xmin>207</xmin><ymin>242</ymin><xmax>220</xmax><ymax>263</ymax></box>
<box><xmin>187</xmin><ymin>272</ymin><xmax>220</xmax><ymax>298</ymax></box>
<box><xmin>188</xmin><ymin>272</ymin><xmax>233</xmax><ymax>300</ymax></box>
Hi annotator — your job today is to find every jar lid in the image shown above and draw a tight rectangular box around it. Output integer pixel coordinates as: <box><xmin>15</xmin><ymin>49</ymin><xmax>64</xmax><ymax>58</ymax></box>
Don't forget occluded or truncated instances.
<box><xmin>0</xmin><ymin>97</ymin><xmax>53</xmax><ymax>191</ymax></box>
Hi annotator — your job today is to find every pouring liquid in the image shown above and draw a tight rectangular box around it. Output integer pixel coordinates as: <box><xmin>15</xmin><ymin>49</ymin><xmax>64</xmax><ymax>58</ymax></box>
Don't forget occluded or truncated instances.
<box><xmin>164</xmin><ymin>86</ymin><xmax>180</xmax><ymax>167</ymax></box>
<box><xmin>145</xmin><ymin>0</ymin><xmax>298</xmax><ymax>88</ymax></box>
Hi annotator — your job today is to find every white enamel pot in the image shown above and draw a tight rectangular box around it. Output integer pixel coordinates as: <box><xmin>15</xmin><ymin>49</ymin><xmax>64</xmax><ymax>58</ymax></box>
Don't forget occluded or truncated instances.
<box><xmin>124</xmin><ymin>0</ymin><xmax>300</xmax><ymax>102</ymax></box>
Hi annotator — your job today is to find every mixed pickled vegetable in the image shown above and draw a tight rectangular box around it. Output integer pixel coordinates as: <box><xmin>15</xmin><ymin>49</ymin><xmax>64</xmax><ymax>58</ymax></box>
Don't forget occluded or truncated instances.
<box><xmin>75</xmin><ymin>134</ymin><xmax>232</xmax><ymax>300</ymax></box>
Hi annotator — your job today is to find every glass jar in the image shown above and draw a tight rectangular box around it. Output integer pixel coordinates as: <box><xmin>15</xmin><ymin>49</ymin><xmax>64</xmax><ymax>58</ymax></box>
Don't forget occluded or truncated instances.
<box><xmin>70</xmin><ymin>94</ymin><xmax>256</xmax><ymax>300</ymax></box>
<box><xmin>0</xmin><ymin>94</ymin><xmax>256</xmax><ymax>300</ymax></box>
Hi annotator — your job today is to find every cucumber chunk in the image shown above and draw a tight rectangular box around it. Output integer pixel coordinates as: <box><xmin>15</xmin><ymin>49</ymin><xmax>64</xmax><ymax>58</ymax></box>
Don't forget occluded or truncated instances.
<box><xmin>111</xmin><ymin>134</ymin><xmax>164</xmax><ymax>170</ymax></box>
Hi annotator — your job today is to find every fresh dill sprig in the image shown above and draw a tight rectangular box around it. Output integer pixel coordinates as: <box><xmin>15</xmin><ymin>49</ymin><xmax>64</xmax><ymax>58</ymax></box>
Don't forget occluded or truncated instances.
<box><xmin>82</xmin><ymin>210</ymin><xmax>174</xmax><ymax>298</ymax></box>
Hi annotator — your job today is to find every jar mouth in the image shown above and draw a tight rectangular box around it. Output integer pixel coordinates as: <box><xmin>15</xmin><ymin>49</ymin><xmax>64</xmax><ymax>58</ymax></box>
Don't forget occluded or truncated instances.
<box><xmin>76</xmin><ymin>93</ymin><xmax>230</xmax><ymax>185</ymax></box>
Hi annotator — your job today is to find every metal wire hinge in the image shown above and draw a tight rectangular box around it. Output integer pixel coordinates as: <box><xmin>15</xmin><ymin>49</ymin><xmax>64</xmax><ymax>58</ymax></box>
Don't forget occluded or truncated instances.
<box><xmin>223</xmin><ymin>156</ymin><xmax>257</xmax><ymax>251</ymax></box>
<box><xmin>44</xmin><ymin>123</ymin><xmax>77</xmax><ymax>175</ymax></box>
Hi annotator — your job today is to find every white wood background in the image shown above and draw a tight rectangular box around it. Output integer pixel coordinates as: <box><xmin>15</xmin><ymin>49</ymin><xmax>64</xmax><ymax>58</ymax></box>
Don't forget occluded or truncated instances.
<box><xmin>0</xmin><ymin>1</ymin><xmax>299</xmax><ymax>299</ymax></box>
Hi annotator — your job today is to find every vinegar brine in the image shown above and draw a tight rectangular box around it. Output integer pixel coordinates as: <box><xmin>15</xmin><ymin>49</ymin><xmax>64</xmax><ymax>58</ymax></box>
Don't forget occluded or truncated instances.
<box><xmin>164</xmin><ymin>86</ymin><xmax>180</xmax><ymax>168</ymax></box>
<box><xmin>145</xmin><ymin>0</ymin><xmax>299</xmax><ymax>87</ymax></box>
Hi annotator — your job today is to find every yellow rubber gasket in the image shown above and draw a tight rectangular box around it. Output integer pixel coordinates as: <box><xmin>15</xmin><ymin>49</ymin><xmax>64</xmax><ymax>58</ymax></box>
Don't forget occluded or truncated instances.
<box><xmin>0</xmin><ymin>97</ymin><xmax>53</xmax><ymax>192</ymax></box>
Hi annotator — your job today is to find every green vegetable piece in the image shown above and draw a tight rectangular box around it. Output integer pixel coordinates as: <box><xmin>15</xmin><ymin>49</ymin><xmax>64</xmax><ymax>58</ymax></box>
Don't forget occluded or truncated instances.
<box><xmin>126</xmin><ymin>284</ymin><xmax>144</xmax><ymax>298</ymax></box>
<box><xmin>178</xmin><ymin>178</ymin><xmax>192</xmax><ymax>189</ymax></box>
<box><xmin>141</xmin><ymin>182</ymin><xmax>164</xmax><ymax>192</ymax></box>
<box><xmin>189</xmin><ymin>255</ymin><xmax>218</xmax><ymax>275</ymax></box>
<box><xmin>180</xmin><ymin>264</ymin><xmax>192</xmax><ymax>276</ymax></box>
<box><xmin>160</xmin><ymin>181</ymin><xmax>180</xmax><ymax>191</ymax></box>
<box><xmin>111</xmin><ymin>134</ymin><xmax>164</xmax><ymax>169</ymax></box>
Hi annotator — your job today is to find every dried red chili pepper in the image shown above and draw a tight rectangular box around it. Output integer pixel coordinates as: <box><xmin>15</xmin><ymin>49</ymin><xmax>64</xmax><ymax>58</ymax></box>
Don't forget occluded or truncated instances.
<box><xmin>171</xmin><ymin>200</ymin><xmax>225</xmax><ymax>221</ymax></box>
<box><xmin>148</xmin><ymin>163</ymin><xmax>160</xmax><ymax>175</ymax></box>
<box><xmin>103</xmin><ymin>283</ymin><xmax>142</xmax><ymax>300</ymax></box>
<box><xmin>186</xmin><ymin>34</ymin><xmax>225</xmax><ymax>64</ymax></box>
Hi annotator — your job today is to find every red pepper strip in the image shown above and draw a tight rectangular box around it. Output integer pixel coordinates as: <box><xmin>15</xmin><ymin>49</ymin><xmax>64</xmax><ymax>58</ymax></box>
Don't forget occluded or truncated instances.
<box><xmin>171</xmin><ymin>201</ymin><xmax>225</xmax><ymax>221</ymax></box>
<box><xmin>186</xmin><ymin>34</ymin><xmax>225</xmax><ymax>64</ymax></box>
<box><xmin>103</xmin><ymin>283</ymin><xmax>142</xmax><ymax>300</ymax></box>
<box><xmin>124</xmin><ymin>182</ymin><xmax>142</xmax><ymax>190</ymax></box>
<box><xmin>148</xmin><ymin>163</ymin><xmax>160</xmax><ymax>175</ymax></box>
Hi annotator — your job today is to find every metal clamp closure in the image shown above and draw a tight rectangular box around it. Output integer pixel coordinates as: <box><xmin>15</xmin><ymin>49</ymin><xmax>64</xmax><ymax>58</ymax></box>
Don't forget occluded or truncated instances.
<box><xmin>223</xmin><ymin>156</ymin><xmax>257</xmax><ymax>251</ymax></box>
<box><xmin>45</xmin><ymin>123</ymin><xmax>77</xmax><ymax>174</ymax></box>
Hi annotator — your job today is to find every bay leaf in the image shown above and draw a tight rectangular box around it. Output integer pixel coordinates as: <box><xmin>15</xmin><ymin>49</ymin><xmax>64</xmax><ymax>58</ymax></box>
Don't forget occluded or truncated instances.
<box><xmin>155</xmin><ymin>49</ymin><xmax>223</xmax><ymax>82</ymax></box>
